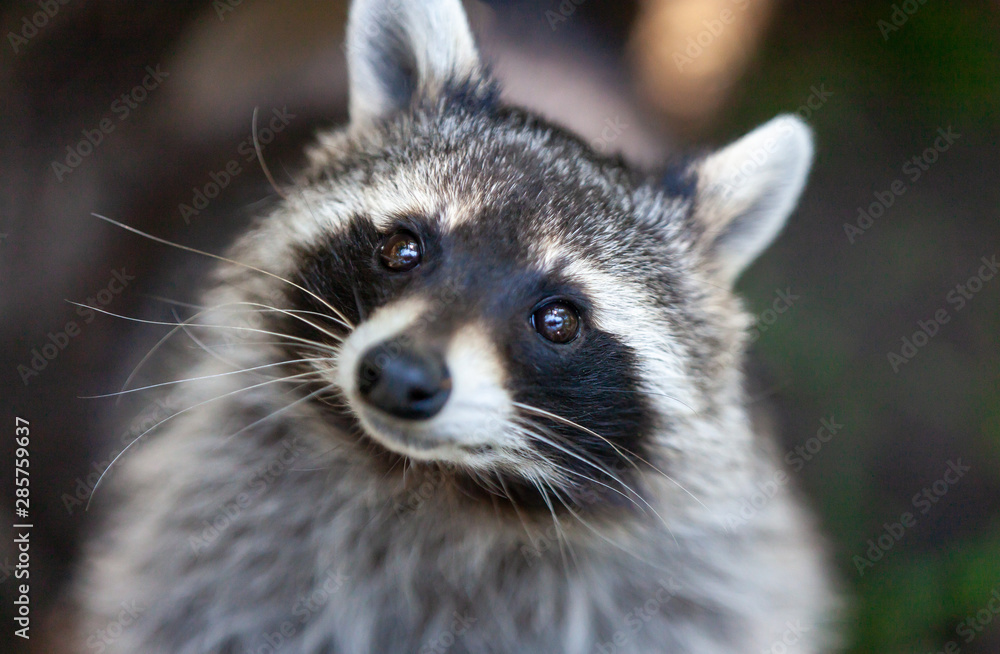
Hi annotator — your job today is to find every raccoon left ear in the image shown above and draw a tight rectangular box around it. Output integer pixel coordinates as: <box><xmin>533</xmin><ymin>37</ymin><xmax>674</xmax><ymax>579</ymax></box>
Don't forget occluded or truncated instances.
<box><xmin>345</xmin><ymin>0</ymin><xmax>483</xmax><ymax>126</ymax></box>
<box><xmin>688</xmin><ymin>115</ymin><xmax>814</xmax><ymax>285</ymax></box>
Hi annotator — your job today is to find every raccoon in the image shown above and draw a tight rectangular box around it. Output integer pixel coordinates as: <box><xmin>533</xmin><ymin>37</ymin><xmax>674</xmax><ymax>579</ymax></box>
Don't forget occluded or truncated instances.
<box><xmin>74</xmin><ymin>0</ymin><xmax>838</xmax><ymax>652</ymax></box>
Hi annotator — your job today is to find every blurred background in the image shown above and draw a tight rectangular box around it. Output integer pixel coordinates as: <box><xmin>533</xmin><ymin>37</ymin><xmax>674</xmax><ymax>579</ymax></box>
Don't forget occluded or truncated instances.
<box><xmin>1</xmin><ymin>1</ymin><xmax>998</xmax><ymax>652</ymax></box>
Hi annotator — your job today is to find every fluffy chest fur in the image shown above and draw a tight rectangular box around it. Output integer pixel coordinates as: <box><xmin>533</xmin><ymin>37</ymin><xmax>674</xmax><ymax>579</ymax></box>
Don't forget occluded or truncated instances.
<box><xmin>82</xmin><ymin>374</ymin><xmax>833</xmax><ymax>654</ymax></box>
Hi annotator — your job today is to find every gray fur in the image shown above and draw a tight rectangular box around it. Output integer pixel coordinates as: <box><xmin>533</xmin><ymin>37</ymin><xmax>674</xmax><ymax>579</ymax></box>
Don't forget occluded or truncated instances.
<box><xmin>74</xmin><ymin>1</ymin><xmax>838</xmax><ymax>652</ymax></box>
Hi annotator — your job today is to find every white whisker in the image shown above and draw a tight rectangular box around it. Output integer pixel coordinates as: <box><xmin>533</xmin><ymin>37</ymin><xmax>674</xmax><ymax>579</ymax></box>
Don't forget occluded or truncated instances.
<box><xmin>511</xmin><ymin>419</ymin><xmax>679</xmax><ymax>546</ymax></box>
<box><xmin>112</xmin><ymin>300</ymin><xmax>341</xmax><ymax>405</ymax></box>
<box><xmin>91</xmin><ymin>213</ymin><xmax>354</xmax><ymax>328</ymax></box>
<box><xmin>223</xmin><ymin>381</ymin><xmax>336</xmax><ymax>443</ymax></box>
<box><xmin>513</xmin><ymin>401</ymin><xmax>708</xmax><ymax>512</ymax></box>
<box><xmin>252</xmin><ymin>106</ymin><xmax>289</xmax><ymax>201</ymax></box>
<box><xmin>511</xmin><ymin>421</ymin><xmax>650</xmax><ymax>517</ymax></box>
<box><xmin>85</xmin><ymin>369</ymin><xmax>326</xmax><ymax>511</ymax></box>
<box><xmin>80</xmin><ymin>357</ymin><xmax>334</xmax><ymax>399</ymax></box>
<box><xmin>67</xmin><ymin>302</ymin><xmax>342</xmax><ymax>354</ymax></box>
<box><xmin>173</xmin><ymin>308</ymin><xmax>257</xmax><ymax>374</ymax></box>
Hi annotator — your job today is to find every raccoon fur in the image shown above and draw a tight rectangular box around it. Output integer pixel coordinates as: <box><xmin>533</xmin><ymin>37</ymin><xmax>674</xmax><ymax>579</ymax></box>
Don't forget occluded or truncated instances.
<box><xmin>74</xmin><ymin>0</ymin><xmax>838</xmax><ymax>652</ymax></box>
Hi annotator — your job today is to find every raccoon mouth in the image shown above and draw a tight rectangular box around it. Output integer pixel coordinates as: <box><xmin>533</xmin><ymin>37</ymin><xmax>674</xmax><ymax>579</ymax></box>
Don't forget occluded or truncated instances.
<box><xmin>354</xmin><ymin>408</ymin><xmax>477</xmax><ymax>461</ymax></box>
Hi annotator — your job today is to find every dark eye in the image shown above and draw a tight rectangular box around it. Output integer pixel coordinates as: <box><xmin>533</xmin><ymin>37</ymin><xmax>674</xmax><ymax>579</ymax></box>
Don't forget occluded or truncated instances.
<box><xmin>532</xmin><ymin>301</ymin><xmax>581</xmax><ymax>344</ymax></box>
<box><xmin>379</xmin><ymin>231</ymin><xmax>421</xmax><ymax>271</ymax></box>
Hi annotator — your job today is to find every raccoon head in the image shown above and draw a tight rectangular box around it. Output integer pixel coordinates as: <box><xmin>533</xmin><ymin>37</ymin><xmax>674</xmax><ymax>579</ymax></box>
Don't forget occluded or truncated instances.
<box><xmin>238</xmin><ymin>0</ymin><xmax>813</xmax><ymax>515</ymax></box>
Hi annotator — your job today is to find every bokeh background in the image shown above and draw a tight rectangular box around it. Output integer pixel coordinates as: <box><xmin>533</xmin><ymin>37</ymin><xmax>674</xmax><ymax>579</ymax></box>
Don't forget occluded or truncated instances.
<box><xmin>2</xmin><ymin>1</ymin><xmax>998</xmax><ymax>652</ymax></box>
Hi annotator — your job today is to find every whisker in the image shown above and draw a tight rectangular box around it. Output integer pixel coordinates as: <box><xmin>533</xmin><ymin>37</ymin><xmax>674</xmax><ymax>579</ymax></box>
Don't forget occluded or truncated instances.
<box><xmin>540</xmin><ymin>471</ymin><xmax>667</xmax><ymax>560</ymax></box>
<box><xmin>252</xmin><ymin>106</ymin><xmax>289</xmax><ymax>201</ymax></box>
<box><xmin>525</xmin><ymin>473</ymin><xmax>572</xmax><ymax>574</ymax></box>
<box><xmin>91</xmin><ymin>213</ymin><xmax>355</xmax><ymax>329</ymax></box>
<box><xmin>191</xmin><ymin>340</ymin><xmax>333</xmax><ymax>350</ymax></box>
<box><xmin>249</xmin><ymin>306</ymin><xmax>354</xmax><ymax>324</ymax></box>
<box><xmin>540</xmin><ymin>477</ymin><xmax>580</xmax><ymax>570</ymax></box>
<box><xmin>79</xmin><ymin>357</ymin><xmax>334</xmax><ymax>399</ymax></box>
<box><xmin>509</xmin><ymin>383</ymin><xmax>702</xmax><ymax>422</ymax></box>
<box><xmin>139</xmin><ymin>294</ymin><xmax>204</xmax><ymax>310</ymax></box>
<box><xmin>512</xmin><ymin>418</ymin><xmax>681</xmax><ymax>545</ymax></box>
<box><xmin>288</xmin><ymin>441</ymin><xmax>352</xmax><ymax>472</ymax></box>
<box><xmin>85</xmin><ymin>369</ymin><xmax>326</xmax><ymax>510</ymax></box>
<box><xmin>174</xmin><ymin>308</ymin><xmax>259</xmax><ymax>374</ymax></box>
<box><xmin>149</xmin><ymin>302</ymin><xmax>352</xmax><ymax>330</ymax></box>
<box><xmin>67</xmin><ymin>302</ymin><xmax>342</xmax><ymax>354</ymax></box>
<box><xmin>547</xmin><ymin>385</ymin><xmax>699</xmax><ymax>416</ymax></box>
<box><xmin>526</xmin><ymin>444</ymin><xmax>680</xmax><ymax>554</ymax></box>
<box><xmin>112</xmin><ymin>300</ymin><xmax>342</xmax><ymax>404</ymax></box>
<box><xmin>511</xmin><ymin>421</ymin><xmax>651</xmax><ymax>517</ymax></box>
<box><xmin>513</xmin><ymin>401</ymin><xmax>709</xmax><ymax>512</ymax></box>
<box><xmin>200</xmin><ymin>302</ymin><xmax>350</xmax><ymax>354</ymax></box>
<box><xmin>745</xmin><ymin>383</ymin><xmax>790</xmax><ymax>406</ymax></box>
<box><xmin>223</xmin><ymin>381</ymin><xmax>335</xmax><ymax>442</ymax></box>
<box><xmin>352</xmin><ymin>284</ymin><xmax>367</xmax><ymax>322</ymax></box>
<box><xmin>226</xmin><ymin>301</ymin><xmax>352</xmax><ymax>334</ymax></box>
<box><xmin>172</xmin><ymin>302</ymin><xmax>350</xmax><ymax>335</ymax></box>
<box><xmin>493</xmin><ymin>470</ymin><xmax>540</xmax><ymax>547</ymax></box>
<box><xmin>116</xmin><ymin>304</ymin><xmax>231</xmax><ymax>404</ymax></box>
<box><xmin>513</xmin><ymin>402</ymin><xmax>638</xmax><ymax>470</ymax></box>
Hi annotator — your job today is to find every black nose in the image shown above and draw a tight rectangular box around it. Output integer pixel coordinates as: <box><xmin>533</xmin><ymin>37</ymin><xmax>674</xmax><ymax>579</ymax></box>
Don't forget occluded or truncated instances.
<box><xmin>356</xmin><ymin>341</ymin><xmax>451</xmax><ymax>420</ymax></box>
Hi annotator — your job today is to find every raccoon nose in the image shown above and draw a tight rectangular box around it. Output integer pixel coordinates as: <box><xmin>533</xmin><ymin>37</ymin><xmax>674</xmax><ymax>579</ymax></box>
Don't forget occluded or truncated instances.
<box><xmin>356</xmin><ymin>342</ymin><xmax>452</xmax><ymax>420</ymax></box>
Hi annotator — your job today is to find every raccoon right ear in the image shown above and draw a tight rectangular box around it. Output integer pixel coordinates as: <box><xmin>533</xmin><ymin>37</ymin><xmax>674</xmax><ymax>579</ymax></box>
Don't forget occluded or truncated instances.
<box><xmin>345</xmin><ymin>0</ymin><xmax>483</xmax><ymax>126</ymax></box>
<box><xmin>687</xmin><ymin>115</ymin><xmax>814</xmax><ymax>286</ymax></box>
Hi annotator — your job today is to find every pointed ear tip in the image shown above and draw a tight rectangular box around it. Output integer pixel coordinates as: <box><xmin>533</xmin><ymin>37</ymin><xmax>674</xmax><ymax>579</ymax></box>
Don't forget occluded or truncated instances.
<box><xmin>768</xmin><ymin>113</ymin><xmax>815</xmax><ymax>159</ymax></box>
<box><xmin>344</xmin><ymin>0</ymin><xmax>482</xmax><ymax>125</ymax></box>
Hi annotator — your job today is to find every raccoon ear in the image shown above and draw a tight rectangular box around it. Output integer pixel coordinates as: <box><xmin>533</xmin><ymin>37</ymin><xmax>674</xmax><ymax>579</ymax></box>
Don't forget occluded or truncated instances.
<box><xmin>688</xmin><ymin>115</ymin><xmax>814</xmax><ymax>285</ymax></box>
<box><xmin>345</xmin><ymin>0</ymin><xmax>482</xmax><ymax>125</ymax></box>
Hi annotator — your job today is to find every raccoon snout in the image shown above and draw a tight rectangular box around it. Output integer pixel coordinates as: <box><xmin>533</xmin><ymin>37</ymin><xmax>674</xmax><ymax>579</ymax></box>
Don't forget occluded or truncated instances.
<box><xmin>356</xmin><ymin>340</ymin><xmax>452</xmax><ymax>420</ymax></box>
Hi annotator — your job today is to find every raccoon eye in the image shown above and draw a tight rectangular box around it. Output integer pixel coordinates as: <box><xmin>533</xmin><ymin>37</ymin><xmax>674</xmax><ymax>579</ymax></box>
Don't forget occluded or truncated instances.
<box><xmin>379</xmin><ymin>231</ymin><xmax>422</xmax><ymax>271</ymax></box>
<box><xmin>532</xmin><ymin>301</ymin><xmax>580</xmax><ymax>344</ymax></box>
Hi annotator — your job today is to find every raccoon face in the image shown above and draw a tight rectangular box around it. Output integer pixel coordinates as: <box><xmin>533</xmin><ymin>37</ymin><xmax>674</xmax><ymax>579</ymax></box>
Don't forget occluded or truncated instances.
<box><xmin>254</xmin><ymin>0</ymin><xmax>813</xmax><ymax>511</ymax></box>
